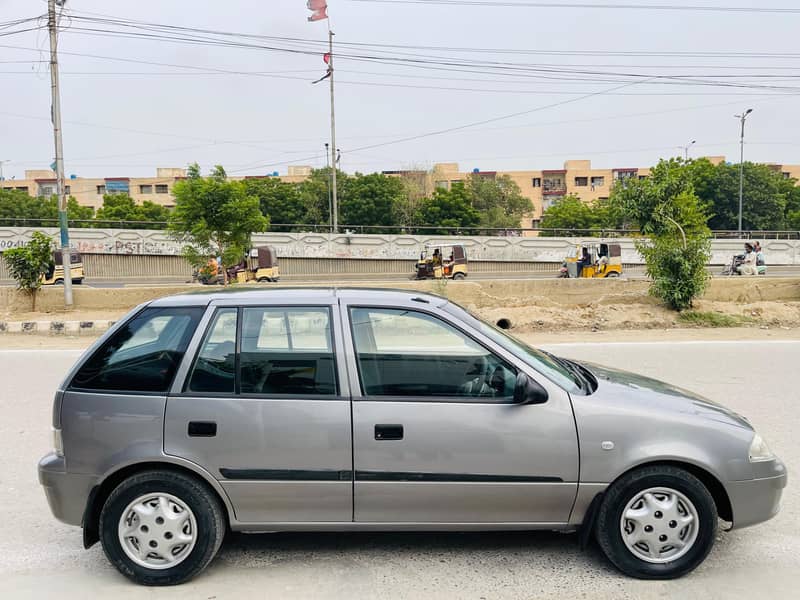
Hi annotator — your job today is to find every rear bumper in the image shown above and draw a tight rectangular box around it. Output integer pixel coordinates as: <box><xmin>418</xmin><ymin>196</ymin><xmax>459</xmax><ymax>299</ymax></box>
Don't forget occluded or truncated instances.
<box><xmin>727</xmin><ymin>458</ymin><xmax>788</xmax><ymax>529</ymax></box>
<box><xmin>38</xmin><ymin>453</ymin><xmax>97</xmax><ymax>527</ymax></box>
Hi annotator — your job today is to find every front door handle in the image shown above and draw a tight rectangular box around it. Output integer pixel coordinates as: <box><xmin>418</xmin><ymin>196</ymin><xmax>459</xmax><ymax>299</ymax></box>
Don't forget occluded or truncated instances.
<box><xmin>375</xmin><ymin>424</ymin><xmax>403</xmax><ymax>441</ymax></box>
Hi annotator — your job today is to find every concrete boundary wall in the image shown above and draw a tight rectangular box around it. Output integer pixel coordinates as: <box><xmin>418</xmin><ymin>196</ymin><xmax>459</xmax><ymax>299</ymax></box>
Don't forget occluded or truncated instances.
<box><xmin>2</xmin><ymin>277</ymin><xmax>798</xmax><ymax>315</ymax></box>
<box><xmin>2</xmin><ymin>227</ymin><xmax>799</xmax><ymax>265</ymax></box>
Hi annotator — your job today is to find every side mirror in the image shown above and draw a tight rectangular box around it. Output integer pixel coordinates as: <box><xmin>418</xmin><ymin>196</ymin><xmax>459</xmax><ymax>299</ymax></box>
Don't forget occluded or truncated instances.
<box><xmin>513</xmin><ymin>372</ymin><xmax>549</xmax><ymax>405</ymax></box>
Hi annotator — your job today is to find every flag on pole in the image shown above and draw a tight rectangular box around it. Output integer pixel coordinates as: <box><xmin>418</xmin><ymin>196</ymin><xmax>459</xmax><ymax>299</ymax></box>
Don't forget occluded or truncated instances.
<box><xmin>323</xmin><ymin>52</ymin><xmax>331</xmax><ymax>65</ymax></box>
<box><xmin>307</xmin><ymin>0</ymin><xmax>328</xmax><ymax>22</ymax></box>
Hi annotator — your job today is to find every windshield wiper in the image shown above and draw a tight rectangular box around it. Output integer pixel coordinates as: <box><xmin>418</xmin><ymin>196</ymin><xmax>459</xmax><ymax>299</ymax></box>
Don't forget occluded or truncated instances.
<box><xmin>543</xmin><ymin>351</ymin><xmax>588</xmax><ymax>392</ymax></box>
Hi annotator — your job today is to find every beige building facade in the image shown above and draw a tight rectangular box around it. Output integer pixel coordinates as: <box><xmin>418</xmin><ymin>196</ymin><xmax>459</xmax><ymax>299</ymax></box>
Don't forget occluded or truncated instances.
<box><xmin>4</xmin><ymin>158</ymin><xmax>800</xmax><ymax>228</ymax></box>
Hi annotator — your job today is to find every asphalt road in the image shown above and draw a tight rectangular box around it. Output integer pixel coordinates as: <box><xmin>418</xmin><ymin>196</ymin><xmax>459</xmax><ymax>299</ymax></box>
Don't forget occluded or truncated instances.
<box><xmin>0</xmin><ymin>341</ymin><xmax>796</xmax><ymax>599</ymax></box>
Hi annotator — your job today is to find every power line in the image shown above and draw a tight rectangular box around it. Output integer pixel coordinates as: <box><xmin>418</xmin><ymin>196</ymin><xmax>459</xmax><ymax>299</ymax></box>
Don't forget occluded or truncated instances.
<box><xmin>344</xmin><ymin>0</ymin><xmax>800</xmax><ymax>14</ymax></box>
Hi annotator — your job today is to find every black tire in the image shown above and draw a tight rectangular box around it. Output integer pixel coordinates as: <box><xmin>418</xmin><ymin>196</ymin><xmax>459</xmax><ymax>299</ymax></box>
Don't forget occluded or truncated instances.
<box><xmin>453</xmin><ymin>272</ymin><xmax>466</xmax><ymax>280</ymax></box>
<box><xmin>606</xmin><ymin>272</ymin><xmax>620</xmax><ymax>278</ymax></box>
<box><xmin>99</xmin><ymin>470</ymin><xmax>226</xmax><ymax>586</ymax></box>
<box><xmin>595</xmin><ymin>465</ymin><xmax>717</xmax><ymax>579</ymax></box>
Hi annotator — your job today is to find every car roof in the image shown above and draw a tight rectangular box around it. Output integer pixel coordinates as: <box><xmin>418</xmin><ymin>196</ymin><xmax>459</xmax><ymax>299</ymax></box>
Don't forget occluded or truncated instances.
<box><xmin>148</xmin><ymin>286</ymin><xmax>448</xmax><ymax>308</ymax></box>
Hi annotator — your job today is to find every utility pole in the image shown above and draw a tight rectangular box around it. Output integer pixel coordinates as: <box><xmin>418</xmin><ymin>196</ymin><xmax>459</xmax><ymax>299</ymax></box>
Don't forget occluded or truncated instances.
<box><xmin>48</xmin><ymin>0</ymin><xmax>73</xmax><ymax>307</ymax></box>
<box><xmin>735</xmin><ymin>109</ymin><xmax>753</xmax><ymax>235</ymax></box>
<box><xmin>325</xmin><ymin>142</ymin><xmax>333</xmax><ymax>232</ymax></box>
<box><xmin>328</xmin><ymin>29</ymin><xmax>338</xmax><ymax>233</ymax></box>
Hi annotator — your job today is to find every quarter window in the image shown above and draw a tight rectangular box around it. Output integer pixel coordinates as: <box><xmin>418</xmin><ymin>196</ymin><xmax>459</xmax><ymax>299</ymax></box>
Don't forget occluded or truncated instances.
<box><xmin>350</xmin><ymin>308</ymin><xmax>516</xmax><ymax>401</ymax></box>
<box><xmin>71</xmin><ymin>307</ymin><xmax>203</xmax><ymax>392</ymax></box>
<box><xmin>239</xmin><ymin>307</ymin><xmax>336</xmax><ymax>395</ymax></box>
<box><xmin>186</xmin><ymin>308</ymin><xmax>237</xmax><ymax>393</ymax></box>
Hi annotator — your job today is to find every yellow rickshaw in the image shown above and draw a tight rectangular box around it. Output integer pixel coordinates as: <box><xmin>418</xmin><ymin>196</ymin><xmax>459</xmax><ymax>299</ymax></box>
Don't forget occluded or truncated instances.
<box><xmin>42</xmin><ymin>249</ymin><xmax>84</xmax><ymax>285</ymax></box>
<box><xmin>414</xmin><ymin>244</ymin><xmax>468</xmax><ymax>280</ymax></box>
<box><xmin>231</xmin><ymin>246</ymin><xmax>281</xmax><ymax>283</ymax></box>
<box><xmin>563</xmin><ymin>242</ymin><xmax>622</xmax><ymax>278</ymax></box>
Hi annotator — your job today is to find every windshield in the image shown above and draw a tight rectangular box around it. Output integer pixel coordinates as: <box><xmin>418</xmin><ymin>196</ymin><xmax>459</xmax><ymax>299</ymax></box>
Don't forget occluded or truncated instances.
<box><xmin>443</xmin><ymin>303</ymin><xmax>582</xmax><ymax>393</ymax></box>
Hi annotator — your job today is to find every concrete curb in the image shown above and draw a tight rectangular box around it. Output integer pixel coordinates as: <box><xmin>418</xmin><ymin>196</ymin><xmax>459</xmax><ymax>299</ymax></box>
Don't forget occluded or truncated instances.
<box><xmin>0</xmin><ymin>319</ymin><xmax>116</xmax><ymax>336</ymax></box>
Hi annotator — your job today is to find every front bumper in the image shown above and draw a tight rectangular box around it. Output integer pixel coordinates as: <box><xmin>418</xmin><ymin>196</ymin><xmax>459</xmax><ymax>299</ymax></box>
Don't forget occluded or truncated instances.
<box><xmin>38</xmin><ymin>453</ymin><xmax>97</xmax><ymax>527</ymax></box>
<box><xmin>727</xmin><ymin>458</ymin><xmax>788</xmax><ymax>529</ymax></box>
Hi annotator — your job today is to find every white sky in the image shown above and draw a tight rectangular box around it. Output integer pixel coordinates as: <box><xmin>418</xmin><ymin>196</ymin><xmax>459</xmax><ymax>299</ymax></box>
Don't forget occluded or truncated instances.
<box><xmin>1</xmin><ymin>0</ymin><xmax>799</xmax><ymax>180</ymax></box>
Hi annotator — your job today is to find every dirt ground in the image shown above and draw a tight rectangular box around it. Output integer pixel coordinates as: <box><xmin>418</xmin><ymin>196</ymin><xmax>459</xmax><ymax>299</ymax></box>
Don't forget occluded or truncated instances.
<box><xmin>476</xmin><ymin>299</ymin><xmax>800</xmax><ymax>334</ymax></box>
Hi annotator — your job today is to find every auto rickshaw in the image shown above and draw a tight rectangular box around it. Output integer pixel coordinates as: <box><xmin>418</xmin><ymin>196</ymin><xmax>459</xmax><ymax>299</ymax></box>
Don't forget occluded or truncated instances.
<box><xmin>414</xmin><ymin>244</ymin><xmax>467</xmax><ymax>280</ymax></box>
<box><xmin>230</xmin><ymin>246</ymin><xmax>281</xmax><ymax>283</ymax></box>
<box><xmin>42</xmin><ymin>249</ymin><xmax>84</xmax><ymax>285</ymax></box>
<box><xmin>562</xmin><ymin>242</ymin><xmax>622</xmax><ymax>278</ymax></box>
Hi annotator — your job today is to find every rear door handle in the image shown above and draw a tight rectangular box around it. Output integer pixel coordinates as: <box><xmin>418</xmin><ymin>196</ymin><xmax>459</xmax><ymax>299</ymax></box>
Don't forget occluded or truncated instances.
<box><xmin>188</xmin><ymin>421</ymin><xmax>217</xmax><ymax>437</ymax></box>
<box><xmin>375</xmin><ymin>424</ymin><xmax>403</xmax><ymax>441</ymax></box>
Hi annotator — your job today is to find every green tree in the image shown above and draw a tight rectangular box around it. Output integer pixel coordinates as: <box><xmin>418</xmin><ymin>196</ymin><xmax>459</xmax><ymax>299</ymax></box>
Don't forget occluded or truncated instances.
<box><xmin>0</xmin><ymin>189</ymin><xmax>93</xmax><ymax>226</ymax></box>
<box><xmin>539</xmin><ymin>195</ymin><xmax>622</xmax><ymax>236</ymax></box>
<box><xmin>169</xmin><ymin>164</ymin><xmax>269</xmax><ymax>283</ymax></box>
<box><xmin>297</xmin><ymin>168</ymin><xmax>343</xmax><ymax>228</ymax></box>
<box><xmin>340</xmin><ymin>172</ymin><xmax>405</xmax><ymax>230</ymax></box>
<box><xmin>702</xmin><ymin>163</ymin><xmax>789</xmax><ymax>230</ymax></box>
<box><xmin>540</xmin><ymin>195</ymin><xmax>596</xmax><ymax>235</ymax></box>
<box><xmin>94</xmin><ymin>194</ymin><xmax>168</xmax><ymax>229</ymax></box>
<box><xmin>612</xmin><ymin>159</ymin><xmax>711</xmax><ymax>311</ymax></box>
<box><xmin>1</xmin><ymin>231</ymin><xmax>53</xmax><ymax>310</ymax></box>
<box><xmin>416</xmin><ymin>184</ymin><xmax>480</xmax><ymax>234</ymax></box>
<box><xmin>243</xmin><ymin>177</ymin><xmax>305</xmax><ymax>230</ymax></box>
<box><xmin>464</xmin><ymin>174</ymin><xmax>533</xmax><ymax>230</ymax></box>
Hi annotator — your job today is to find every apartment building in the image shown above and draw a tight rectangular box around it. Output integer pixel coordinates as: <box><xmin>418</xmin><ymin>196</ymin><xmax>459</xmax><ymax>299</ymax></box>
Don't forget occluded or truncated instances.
<box><xmin>4</xmin><ymin>159</ymin><xmax>799</xmax><ymax>229</ymax></box>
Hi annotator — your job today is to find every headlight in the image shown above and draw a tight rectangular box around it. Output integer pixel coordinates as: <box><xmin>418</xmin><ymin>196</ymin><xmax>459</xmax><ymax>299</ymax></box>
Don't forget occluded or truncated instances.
<box><xmin>748</xmin><ymin>433</ymin><xmax>774</xmax><ymax>462</ymax></box>
<box><xmin>53</xmin><ymin>428</ymin><xmax>64</xmax><ymax>458</ymax></box>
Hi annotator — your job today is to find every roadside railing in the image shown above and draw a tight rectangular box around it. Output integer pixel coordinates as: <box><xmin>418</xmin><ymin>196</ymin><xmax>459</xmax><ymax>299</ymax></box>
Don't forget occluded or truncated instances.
<box><xmin>1</xmin><ymin>218</ymin><xmax>799</xmax><ymax>239</ymax></box>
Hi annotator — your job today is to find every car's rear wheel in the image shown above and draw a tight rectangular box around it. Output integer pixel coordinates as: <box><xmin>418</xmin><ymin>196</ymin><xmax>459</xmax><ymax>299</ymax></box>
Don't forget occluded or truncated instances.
<box><xmin>453</xmin><ymin>272</ymin><xmax>466</xmax><ymax>280</ymax></box>
<box><xmin>99</xmin><ymin>470</ymin><xmax>225</xmax><ymax>586</ymax></box>
<box><xmin>595</xmin><ymin>465</ymin><xmax>717</xmax><ymax>579</ymax></box>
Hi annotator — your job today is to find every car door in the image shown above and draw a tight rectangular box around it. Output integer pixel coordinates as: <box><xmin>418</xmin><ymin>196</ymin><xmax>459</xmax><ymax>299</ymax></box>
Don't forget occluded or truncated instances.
<box><xmin>164</xmin><ymin>301</ymin><xmax>353</xmax><ymax>524</ymax></box>
<box><xmin>343</xmin><ymin>302</ymin><xmax>579</xmax><ymax>524</ymax></box>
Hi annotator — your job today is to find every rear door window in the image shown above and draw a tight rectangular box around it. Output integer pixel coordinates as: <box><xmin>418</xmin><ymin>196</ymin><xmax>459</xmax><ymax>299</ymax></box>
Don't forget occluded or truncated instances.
<box><xmin>239</xmin><ymin>307</ymin><xmax>337</xmax><ymax>396</ymax></box>
<box><xmin>185</xmin><ymin>308</ymin><xmax>238</xmax><ymax>394</ymax></box>
<box><xmin>71</xmin><ymin>306</ymin><xmax>204</xmax><ymax>392</ymax></box>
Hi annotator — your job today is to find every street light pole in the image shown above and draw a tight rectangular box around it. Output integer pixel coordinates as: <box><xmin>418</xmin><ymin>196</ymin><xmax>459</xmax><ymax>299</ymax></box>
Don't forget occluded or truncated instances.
<box><xmin>0</xmin><ymin>160</ymin><xmax>10</xmax><ymax>181</ymax></box>
<box><xmin>735</xmin><ymin>109</ymin><xmax>753</xmax><ymax>235</ymax></box>
<box><xmin>680</xmin><ymin>140</ymin><xmax>696</xmax><ymax>160</ymax></box>
<box><xmin>48</xmin><ymin>0</ymin><xmax>73</xmax><ymax>307</ymax></box>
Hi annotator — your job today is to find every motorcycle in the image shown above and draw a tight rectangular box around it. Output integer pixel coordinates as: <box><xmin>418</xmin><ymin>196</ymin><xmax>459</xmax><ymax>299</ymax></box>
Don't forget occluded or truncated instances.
<box><xmin>720</xmin><ymin>253</ymin><xmax>767</xmax><ymax>276</ymax></box>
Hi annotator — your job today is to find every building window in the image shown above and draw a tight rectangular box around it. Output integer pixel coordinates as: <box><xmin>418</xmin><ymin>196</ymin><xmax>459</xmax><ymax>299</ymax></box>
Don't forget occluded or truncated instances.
<box><xmin>140</xmin><ymin>184</ymin><xmax>153</xmax><ymax>194</ymax></box>
<box><xmin>591</xmin><ymin>176</ymin><xmax>605</xmax><ymax>187</ymax></box>
<box><xmin>64</xmin><ymin>185</ymin><xmax>71</xmax><ymax>195</ymax></box>
<box><xmin>38</xmin><ymin>184</ymin><xmax>56</xmax><ymax>197</ymax></box>
<box><xmin>531</xmin><ymin>218</ymin><xmax>541</xmax><ymax>228</ymax></box>
<box><xmin>783</xmin><ymin>172</ymin><xmax>792</xmax><ymax>179</ymax></box>
<box><xmin>15</xmin><ymin>186</ymin><xmax>29</xmax><ymax>193</ymax></box>
<box><xmin>434</xmin><ymin>180</ymin><xmax>449</xmax><ymax>190</ymax></box>
<box><xmin>574</xmin><ymin>177</ymin><xmax>588</xmax><ymax>187</ymax></box>
<box><xmin>96</xmin><ymin>185</ymin><xmax>106</xmax><ymax>195</ymax></box>
<box><xmin>532</xmin><ymin>177</ymin><xmax>541</xmax><ymax>188</ymax></box>
<box><xmin>638</xmin><ymin>175</ymin><xmax>648</xmax><ymax>180</ymax></box>
<box><xmin>543</xmin><ymin>178</ymin><xmax>566</xmax><ymax>194</ymax></box>
<box><xmin>155</xmin><ymin>184</ymin><xmax>169</xmax><ymax>194</ymax></box>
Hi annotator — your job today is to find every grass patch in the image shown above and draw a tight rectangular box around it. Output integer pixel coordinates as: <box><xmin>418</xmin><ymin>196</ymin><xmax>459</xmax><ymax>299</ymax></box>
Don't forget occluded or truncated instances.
<box><xmin>677</xmin><ymin>311</ymin><xmax>754</xmax><ymax>328</ymax></box>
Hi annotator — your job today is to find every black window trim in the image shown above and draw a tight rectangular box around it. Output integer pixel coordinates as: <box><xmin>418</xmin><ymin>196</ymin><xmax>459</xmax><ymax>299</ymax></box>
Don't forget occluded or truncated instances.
<box><xmin>347</xmin><ymin>304</ymin><xmax>521</xmax><ymax>405</ymax></box>
<box><xmin>176</xmin><ymin>304</ymin><xmax>341</xmax><ymax>400</ymax></box>
<box><xmin>68</xmin><ymin>305</ymin><xmax>204</xmax><ymax>395</ymax></box>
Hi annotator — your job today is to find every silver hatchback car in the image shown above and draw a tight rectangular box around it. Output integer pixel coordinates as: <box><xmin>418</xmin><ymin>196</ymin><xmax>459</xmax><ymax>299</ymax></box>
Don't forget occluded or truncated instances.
<box><xmin>39</xmin><ymin>288</ymin><xmax>786</xmax><ymax>585</ymax></box>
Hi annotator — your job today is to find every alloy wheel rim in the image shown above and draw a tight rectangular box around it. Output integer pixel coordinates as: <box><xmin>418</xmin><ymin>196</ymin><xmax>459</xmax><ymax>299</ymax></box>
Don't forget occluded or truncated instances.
<box><xmin>619</xmin><ymin>486</ymin><xmax>699</xmax><ymax>564</ymax></box>
<box><xmin>117</xmin><ymin>492</ymin><xmax>198</xmax><ymax>570</ymax></box>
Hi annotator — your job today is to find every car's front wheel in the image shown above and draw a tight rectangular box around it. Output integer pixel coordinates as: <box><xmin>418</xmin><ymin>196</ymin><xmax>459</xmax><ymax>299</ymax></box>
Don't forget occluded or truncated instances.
<box><xmin>595</xmin><ymin>465</ymin><xmax>717</xmax><ymax>579</ymax></box>
<box><xmin>99</xmin><ymin>470</ymin><xmax>226</xmax><ymax>586</ymax></box>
